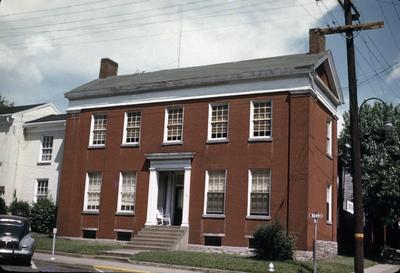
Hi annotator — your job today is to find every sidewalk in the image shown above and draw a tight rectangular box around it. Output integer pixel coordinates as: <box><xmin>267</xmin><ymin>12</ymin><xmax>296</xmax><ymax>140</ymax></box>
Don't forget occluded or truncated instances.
<box><xmin>362</xmin><ymin>264</ymin><xmax>400</xmax><ymax>273</ymax></box>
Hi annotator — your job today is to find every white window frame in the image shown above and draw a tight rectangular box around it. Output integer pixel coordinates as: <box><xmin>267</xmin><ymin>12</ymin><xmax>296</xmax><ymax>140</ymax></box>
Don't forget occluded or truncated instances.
<box><xmin>326</xmin><ymin>183</ymin><xmax>332</xmax><ymax>224</ymax></box>
<box><xmin>247</xmin><ymin>169</ymin><xmax>271</xmax><ymax>217</ymax></box>
<box><xmin>89</xmin><ymin>114</ymin><xmax>107</xmax><ymax>147</ymax></box>
<box><xmin>35</xmin><ymin>178</ymin><xmax>49</xmax><ymax>202</ymax></box>
<box><xmin>326</xmin><ymin>119</ymin><xmax>333</xmax><ymax>157</ymax></box>
<box><xmin>163</xmin><ymin>107</ymin><xmax>184</xmax><ymax>144</ymax></box>
<box><xmin>249</xmin><ymin>100</ymin><xmax>272</xmax><ymax>140</ymax></box>
<box><xmin>203</xmin><ymin>170</ymin><xmax>226</xmax><ymax>216</ymax></box>
<box><xmin>207</xmin><ymin>104</ymin><xmax>229</xmax><ymax>142</ymax></box>
<box><xmin>116</xmin><ymin>172</ymin><xmax>137</xmax><ymax>213</ymax></box>
<box><xmin>39</xmin><ymin>135</ymin><xmax>54</xmax><ymax>163</ymax></box>
<box><xmin>83</xmin><ymin>172</ymin><xmax>102</xmax><ymax>212</ymax></box>
<box><xmin>122</xmin><ymin>112</ymin><xmax>141</xmax><ymax>145</ymax></box>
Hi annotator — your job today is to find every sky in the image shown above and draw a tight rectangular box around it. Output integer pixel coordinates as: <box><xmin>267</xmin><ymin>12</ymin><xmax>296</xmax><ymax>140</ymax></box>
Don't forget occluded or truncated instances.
<box><xmin>0</xmin><ymin>0</ymin><xmax>399</xmax><ymax>131</ymax></box>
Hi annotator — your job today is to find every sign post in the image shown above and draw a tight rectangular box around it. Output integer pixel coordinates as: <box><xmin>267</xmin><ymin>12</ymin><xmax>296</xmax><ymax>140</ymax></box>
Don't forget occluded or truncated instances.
<box><xmin>51</xmin><ymin>227</ymin><xmax>57</xmax><ymax>260</ymax></box>
<box><xmin>310</xmin><ymin>212</ymin><xmax>323</xmax><ymax>273</ymax></box>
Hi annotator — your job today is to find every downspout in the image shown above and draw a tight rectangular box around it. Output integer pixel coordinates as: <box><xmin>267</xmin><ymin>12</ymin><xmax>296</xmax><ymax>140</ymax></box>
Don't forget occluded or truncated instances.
<box><xmin>286</xmin><ymin>95</ymin><xmax>291</xmax><ymax>232</ymax></box>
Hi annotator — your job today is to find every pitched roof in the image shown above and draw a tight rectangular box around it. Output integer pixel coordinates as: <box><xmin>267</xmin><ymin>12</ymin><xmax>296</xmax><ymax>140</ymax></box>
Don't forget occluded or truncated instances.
<box><xmin>65</xmin><ymin>52</ymin><xmax>328</xmax><ymax>100</ymax></box>
<box><xmin>0</xmin><ymin>103</ymin><xmax>45</xmax><ymax>115</ymax></box>
<box><xmin>25</xmin><ymin>114</ymin><xmax>67</xmax><ymax>124</ymax></box>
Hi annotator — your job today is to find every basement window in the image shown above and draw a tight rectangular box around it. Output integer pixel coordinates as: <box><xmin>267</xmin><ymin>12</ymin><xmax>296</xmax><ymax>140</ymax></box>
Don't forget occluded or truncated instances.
<box><xmin>204</xmin><ymin>236</ymin><xmax>222</xmax><ymax>246</ymax></box>
<box><xmin>82</xmin><ymin>230</ymin><xmax>96</xmax><ymax>239</ymax></box>
<box><xmin>117</xmin><ymin>232</ymin><xmax>132</xmax><ymax>241</ymax></box>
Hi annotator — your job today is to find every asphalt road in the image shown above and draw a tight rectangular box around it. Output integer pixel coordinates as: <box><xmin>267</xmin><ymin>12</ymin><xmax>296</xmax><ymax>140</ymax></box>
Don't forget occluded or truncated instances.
<box><xmin>0</xmin><ymin>260</ymin><xmax>95</xmax><ymax>272</ymax></box>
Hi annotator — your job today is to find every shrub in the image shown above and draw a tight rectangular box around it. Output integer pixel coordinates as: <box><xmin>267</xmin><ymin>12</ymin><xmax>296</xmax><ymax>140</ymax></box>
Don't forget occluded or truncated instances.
<box><xmin>8</xmin><ymin>199</ymin><xmax>31</xmax><ymax>218</ymax></box>
<box><xmin>252</xmin><ymin>221</ymin><xmax>295</xmax><ymax>260</ymax></box>
<box><xmin>0</xmin><ymin>197</ymin><xmax>7</xmax><ymax>214</ymax></box>
<box><xmin>30</xmin><ymin>198</ymin><xmax>56</xmax><ymax>235</ymax></box>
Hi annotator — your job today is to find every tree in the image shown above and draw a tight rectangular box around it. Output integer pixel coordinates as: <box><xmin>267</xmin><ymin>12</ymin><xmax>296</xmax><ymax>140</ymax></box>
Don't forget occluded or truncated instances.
<box><xmin>338</xmin><ymin>102</ymin><xmax>400</xmax><ymax>248</ymax></box>
<box><xmin>30</xmin><ymin>198</ymin><xmax>56</xmax><ymax>235</ymax></box>
<box><xmin>8</xmin><ymin>199</ymin><xmax>31</xmax><ymax>218</ymax></box>
<box><xmin>0</xmin><ymin>93</ymin><xmax>13</xmax><ymax>108</ymax></box>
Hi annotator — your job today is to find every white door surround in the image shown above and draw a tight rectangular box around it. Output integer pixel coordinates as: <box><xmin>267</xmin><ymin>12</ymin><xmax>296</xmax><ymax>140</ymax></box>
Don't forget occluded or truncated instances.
<box><xmin>144</xmin><ymin>153</ymin><xmax>194</xmax><ymax>228</ymax></box>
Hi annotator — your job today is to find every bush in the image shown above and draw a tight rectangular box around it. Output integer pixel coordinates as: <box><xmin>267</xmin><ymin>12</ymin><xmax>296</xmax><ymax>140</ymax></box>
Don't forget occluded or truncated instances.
<box><xmin>8</xmin><ymin>199</ymin><xmax>31</xmax><ymax>218</ymax></box>
<box><xmin>252</xmin><ymin>221</ymin><xmax>295</xmax><ymax>260</ymax></box>
<box><xmin>30</xmin><ymin>198</ymin><xmax>56</xmax><ymax>235</ymax></box>
<box><xmin>0</xmin><ymin>197</ymin><xmax>7</xmax><ymax>214</ymax></box>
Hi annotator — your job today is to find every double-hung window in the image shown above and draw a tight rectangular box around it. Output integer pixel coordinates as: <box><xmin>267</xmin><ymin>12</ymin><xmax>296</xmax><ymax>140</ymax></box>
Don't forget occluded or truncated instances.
<box><xmin>40</xmin><ymin>136</ymin><xmax>54</xmax><ymax>162</ymax></box>
<box><xmin>117</xmin><ymin>172</ymin><xmax>136</xmax><ymax>213</ymax></box>
<box><xmin>204</xmin><ymin>170</ymin><xmax>226</xmax><ymax>215</ymax></box>
<box><xmin>84</xmin><ymin>172</ymin><xmax>102</xmax><ymax>211</ymax></box>
<box><xmin>164</xmin><ymin>107</ymin><xmax>183</xmax><ymax>143</ymax></box>
<box><xmin>326</xmin><ymin>119</ymin><xmax>333</xmax><ymax>157</ymax></box>
<box><xmin>248</xmin><ymin>169</ymin><xmax>271</xmax><ymax>216</ymax></box>
<box><xmin>250</xmin><ymin>101</ymin><xmax>272</xmax><ymax>139</ymax></box>
<box><xmin>208</xmin><ymin>104</ymin><xmax>229</xmax><ymax>141</ymax></box>
<box><xmin>326</xmin><ymin>184</ymin><xmax>332</xmax><ymax>223</ymax></box>
<box><xmin>36</xmin><ymin>179</ymin><xmax>49</xmax><ymax>201</ymax></box>
<box><xmin>123</xmin><ymin>112</ymin><xmax>141</xmax><ymax>145</ymax></box>
<box><xmin>90</xmin><ymin>114</ymin><xmax>107</xmax><ymax>146</ymax></box>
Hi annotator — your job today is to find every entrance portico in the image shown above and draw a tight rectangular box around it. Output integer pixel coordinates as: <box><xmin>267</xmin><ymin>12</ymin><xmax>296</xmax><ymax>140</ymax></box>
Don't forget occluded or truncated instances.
<box><xmin>144</xmin><ymin>153</ymin><xmax>194</xmax><ymax>228</ymax></box>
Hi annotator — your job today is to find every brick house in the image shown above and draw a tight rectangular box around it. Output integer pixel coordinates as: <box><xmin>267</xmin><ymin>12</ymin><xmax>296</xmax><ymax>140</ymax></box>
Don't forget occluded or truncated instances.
<box><xmin>57</xmin><ymin>49</ymin><xmax>343</xmax><ymax>254</ymax></box>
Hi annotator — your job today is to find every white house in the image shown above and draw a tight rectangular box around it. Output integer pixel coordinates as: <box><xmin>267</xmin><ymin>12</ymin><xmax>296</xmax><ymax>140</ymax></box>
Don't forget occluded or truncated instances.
<box><xmin>0</xmin><ymin>103</ymin><xmax>64</xmax><ymax>205</ymax></box>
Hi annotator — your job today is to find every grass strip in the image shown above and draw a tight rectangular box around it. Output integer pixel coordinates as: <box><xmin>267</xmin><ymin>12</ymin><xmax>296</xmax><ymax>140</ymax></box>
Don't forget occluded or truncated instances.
<box><xmin>33</xmin><ymin>234</ymin><xmax>121</xmax><ymax>255</ymax></box>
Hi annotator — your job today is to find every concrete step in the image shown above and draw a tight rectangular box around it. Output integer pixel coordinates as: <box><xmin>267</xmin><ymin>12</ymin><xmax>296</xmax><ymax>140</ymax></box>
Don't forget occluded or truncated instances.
<box><xmin>123</xmin><ymin>244</ymin><xmax>170</xmax><ymax>251</ymax></box>
<box><xmin>126</xmin><ymin>240</ymin><xmax>173</xmax><ymax>248</ymax></box>
<box><xmin>137</xmin><ymin>230</ymin><xmax>185</xmax><ymax>236</ymax></box>
<box><xmin>129</xmin><ymin>237</ymin><xmax>177</xmax><ymax>244</ymax></box>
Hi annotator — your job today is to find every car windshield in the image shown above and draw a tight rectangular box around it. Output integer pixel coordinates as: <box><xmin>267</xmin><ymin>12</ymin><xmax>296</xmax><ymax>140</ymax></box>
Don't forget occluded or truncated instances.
<box><xmin>0</xmin><ymin>219</ymin><xmax>26</xmax><ymax>239</ymax></box>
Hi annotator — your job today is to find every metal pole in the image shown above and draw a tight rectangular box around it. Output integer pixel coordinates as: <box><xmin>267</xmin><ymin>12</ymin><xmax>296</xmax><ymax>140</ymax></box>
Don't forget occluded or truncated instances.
<box><xmin>313</xmin><ymin>219</ymin><xmax>317</xmax><ymax>273</ymax></box>
<box><xmin>344</xmin><ymin>0</ymin><xmax>364</xmax><ymax>272</ymax></box>
<box><xmin>51</xmin><ymin>228</ymin><xmax>57</xmax><ymax>260</ymax></box>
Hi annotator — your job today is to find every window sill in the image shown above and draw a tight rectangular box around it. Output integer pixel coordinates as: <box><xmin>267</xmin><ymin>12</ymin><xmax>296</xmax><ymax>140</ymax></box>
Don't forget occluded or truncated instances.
<box><xmin>115</xmin><ymin>211</ymin><xmax>135</xmax><ymax>216</ymax></box>
<box><xmin>162</xmin><ymin>141</ymin><xmax>183</xmax><ymax>146</ymax></box>
<box><xmin>206</xmin><ymin>139</ymin><xmax>229</xmax><ymax>144</ymax></box>
<box><xmin>81</xmin><ymin>210</ymin><xmax>99</xmax><ymax>215</ymax></box>
<box><xmin>326</xmin><ymin>154</ymin><xmax>333</xmax><ymax>160</ymax></box>
<box><xmin>246</xmin><ymin>215</ymin><xmax>271</xmax><ymax>220</ymax></box>
<box><xmin>248</xmin><ymin>137</ymin><xmax>273</xmax><ymax>143</ymax></box>
<box><xmin>202</xmin><ymin>214</ymin><xmax>225</xmax><ymax>219</ymax></box>
<box><xmin>37</xmin><ymin>161</ymin><xmax>51</xmax><ymax>166</ymax></box>
<box><xmin>120</xmin><ymin>143</ymin><xmax>139</xmax><ymax>148</ymax></box>
<box><xmin>88</xmin><ymin>145</ymin><xmax>105</xmax><ymax>150</ymax></box>
<box><xmin>326</xmin><ymin>221</ymin><xmax>332</xmax><ymax>225</ymax></box>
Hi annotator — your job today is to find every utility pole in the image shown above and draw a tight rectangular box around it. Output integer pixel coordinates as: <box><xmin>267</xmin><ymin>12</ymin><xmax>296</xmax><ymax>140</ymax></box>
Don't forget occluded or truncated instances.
<box><xmin>310</xmin><ymin>1</ymin><xmax>383</xmax><ymax>272</ymax></box>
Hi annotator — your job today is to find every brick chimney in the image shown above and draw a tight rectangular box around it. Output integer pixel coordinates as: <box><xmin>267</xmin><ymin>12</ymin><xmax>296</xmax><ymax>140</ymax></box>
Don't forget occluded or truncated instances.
<box><xmin>309</xmin><ymin>28</ymin><xmax>326</xmax><ymax>54</ymax></box>
<box><xmin>99</xmin><ymin>58</ymin><xmax>118</xmax><ymax>79</ymax></box>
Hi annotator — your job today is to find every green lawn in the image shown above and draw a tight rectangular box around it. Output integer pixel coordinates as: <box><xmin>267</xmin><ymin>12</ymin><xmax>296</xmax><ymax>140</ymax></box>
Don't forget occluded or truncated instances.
<box><xmin>33</xmin><ymin>234</ymin><xmax>121</xmax><ymax>255</ymax></box>
<box><xmin>131</xmin><ymin>251</ymin><xmax>377</xmax><ymax>273</ymax></box>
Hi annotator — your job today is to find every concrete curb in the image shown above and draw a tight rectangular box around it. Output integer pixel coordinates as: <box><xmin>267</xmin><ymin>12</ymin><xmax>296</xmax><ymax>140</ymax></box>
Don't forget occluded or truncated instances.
<box><xmin>36</xmin><ymin>250</ymin><xmax>246</xmax><ymax>273</ymax></box>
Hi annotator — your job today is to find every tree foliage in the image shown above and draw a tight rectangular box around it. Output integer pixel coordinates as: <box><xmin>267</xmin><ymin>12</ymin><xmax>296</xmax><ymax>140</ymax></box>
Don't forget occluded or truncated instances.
<box><xmin>30</xmin><ymin>198</ymin><xmax>56</xmax><ymax>234</ymax></box>
<box><xmin>338</xmin><ymin>102</ymin><xmax>400</xmax><ymax>227</ymax></box>
<box><xmin>0</xmin><ymin>93</ymin><xmax>13</xmax><ymax>109</ymax></box>
<box><xmin>252</xmin><ymin>221</ymin><xmax>295</xmax><ymax>260</ymax></box>
<box><xmin>0</xmin><ymin>197</ymin><xmax>7</xmax><ymax>215</ymax></box>
<box><xmin>8</xmin><ymin>199</ymin><xmax>31</xmax><ymax>218</ymax></box>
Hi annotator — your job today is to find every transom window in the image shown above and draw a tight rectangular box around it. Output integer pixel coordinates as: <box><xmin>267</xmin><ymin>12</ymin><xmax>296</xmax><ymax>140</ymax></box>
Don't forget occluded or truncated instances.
<box><xmin>85</xmin><ymin>172</ymin><xmax>102</xmax><ymax>211</ymax></box>
<box><xmin>118</xmin><ymin>172</ymin><xmax>136</xmax><ymax>212</ymax></box>
<box><xmin>91</xmin><ymin>114</ymin><xmax>107</xmax><ymax>146</ymax></box>
<box><xmin>165</xmin><ymin>108</ymin><xmax>183</xmax><ymax>142</ymax></box>
<box><xmin>326</xmin><ymin>184</ymin><xmax>332</xmax><ymax>223</ymax></box>
<box><xmin>36</xmin><ymin>179</ymin><xmax>48</xmax><ymax>201</ymax></box>
<box><xmin>124</xmin><ymin>112</ymin><xmax>141</xmax><ymax>144</ymax></box>
<box><xmin>40</xmin><ymin>136</ymin><xmax>54</xmax><ymax>162</ymax></box>
<box><xmin>205</xmin><ymin>170</ymin><xmax>226</xmax><ymax>214</ymax></box>
<box><xmin>248</xmin><ymin>169</ymin><xmax>271</xmax><ymax>216</ymax></box>
<box><xmin>209</xmin><ymin>104</ymin><xmax>229</xmax><ymax>140</ymax></box>
<box><xmin>250</xmin><ymin>101</ymin><xmax>272</xmax><ymax>139</ymax></box>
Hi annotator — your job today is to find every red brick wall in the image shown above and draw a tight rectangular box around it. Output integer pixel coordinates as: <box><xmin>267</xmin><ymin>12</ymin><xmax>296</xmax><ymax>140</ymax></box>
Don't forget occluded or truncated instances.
<box><xmin>57</xmin><ymin>92</ymin><xmax>337</xmax><ymax>250</ymax></box>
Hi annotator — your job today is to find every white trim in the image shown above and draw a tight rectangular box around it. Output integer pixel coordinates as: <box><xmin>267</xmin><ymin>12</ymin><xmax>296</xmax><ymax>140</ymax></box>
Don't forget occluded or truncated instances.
<box><xmin>23</xmin><ymin>120</ymin><xmax>66</xmax><ymax>128</ymax></box>
<box><xmin>207</xmin><ymin>104</ymin><xmax>229</xmax><ymax>141</ymax></box>
<box><xmin>116</xmin><ymin>172</ymin><xmax>136</xmax><ymax>213</ymax></box>
<box><xmin>88</xmin><ymin>113</ymin><xmax>107</xmax><ymax>148</ymax></box>
<box><xmin>327</xmin><ymin>183</ymin><xmax>333</xmax><ymax>224</ymax></box>
<box><xmin>66</xmin><ymin>83</ymin><xmax>313</xmax><ymax>113</ymax></box>
<box><xmin>83</xmin><ymin>172</ymin><xmax>101</xmax><ymax>213</ymax></box>
<box><xmin>247</xmin><ymin>169</ymin><xmax>271</xmax><ymax>217</ymax></box>
<box><xmin>249</xmin><ymin>100</ymin><xmax>273</xmax><ymax>141</ymax></box>
<box><xmin>121</xmin><ymin>111</ymin><xmax>141</xmax><ymax>145</ymax></box>
<box><xmin>326</xmin><ymin>119</ymin><xmax>333</xmax><ymax>157</ymax></box>
<box><xmin>163</xmin><ymin>106</ymin><xmax>184</xmax><ymax>144</ymax></box>
<box><xmin>34</xmin><ymin>178</ymin><xmax>49</xmax><ymax>203</ymax></box>
<box><xmin>38</xmin><ymin>135</ymin><xmax>54</xmax><ymax>164</ymax></box>
<box><xmin>202</xmin><ymin>233</ymin><xmax>226</xmax><ymax>237</ymax></box>
<box><xmin>203</xmin><ymin>170</ymin><xmax>226</xmax><ymax>215</ymax></box>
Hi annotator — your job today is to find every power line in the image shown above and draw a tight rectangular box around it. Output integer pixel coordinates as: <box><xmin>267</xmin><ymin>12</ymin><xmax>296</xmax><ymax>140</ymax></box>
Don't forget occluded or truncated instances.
<box><xmin>376</xmin><ymin>0</ymin><xmax>400</xmax><ymax>50</ymax></box>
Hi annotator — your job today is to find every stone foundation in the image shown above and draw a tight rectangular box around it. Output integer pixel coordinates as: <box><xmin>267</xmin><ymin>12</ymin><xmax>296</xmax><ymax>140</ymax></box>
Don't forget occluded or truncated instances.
<box><xmin>188</xmin><ymin>244</ymin><xmax>253</xmax><ymax>256</ymax></box>
<box><xmin>294</xmin><ymin>240</ymin><xmax>338</xmax><ymax>261</ymax></box>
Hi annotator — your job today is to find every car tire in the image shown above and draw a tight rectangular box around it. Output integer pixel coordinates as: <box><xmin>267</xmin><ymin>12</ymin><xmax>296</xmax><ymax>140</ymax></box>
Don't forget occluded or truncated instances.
<box><xmin>20</xmin><ymin>257</ymin><xmax>31</xmax><ymax>266</ymax></box>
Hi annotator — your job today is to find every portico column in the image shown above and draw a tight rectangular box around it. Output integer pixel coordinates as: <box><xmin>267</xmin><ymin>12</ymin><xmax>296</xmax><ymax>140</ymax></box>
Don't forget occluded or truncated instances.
<box><xmin>181</xmin><ymin>166</ymin><xmax>191</xmax><ymax>227</ymax></box>
<box><xmin>145</xmin><ymin>168</ymin><xmax>158</xmax><ymax>226</ymax></box>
